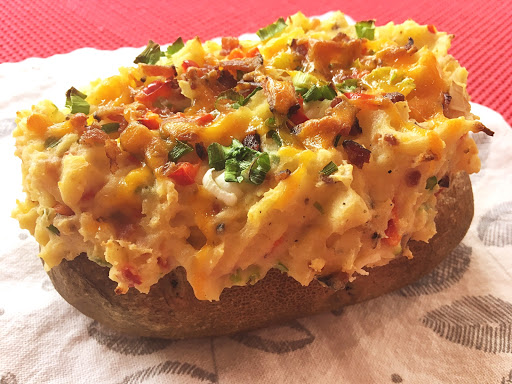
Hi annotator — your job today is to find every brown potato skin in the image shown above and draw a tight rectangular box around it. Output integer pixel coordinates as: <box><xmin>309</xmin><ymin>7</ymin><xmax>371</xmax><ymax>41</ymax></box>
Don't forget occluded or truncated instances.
<box><xmin>47</xmin><ymin>172</ymin><xmax>474</xmax><ymax>339</ymax></box>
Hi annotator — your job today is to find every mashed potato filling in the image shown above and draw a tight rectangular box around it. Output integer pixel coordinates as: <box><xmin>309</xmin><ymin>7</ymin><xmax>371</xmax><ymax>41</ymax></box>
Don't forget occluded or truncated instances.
<box><xmin>13</xmin><ymin>12</ymin><xmax>488</xmax><ymax>300</ymax></box>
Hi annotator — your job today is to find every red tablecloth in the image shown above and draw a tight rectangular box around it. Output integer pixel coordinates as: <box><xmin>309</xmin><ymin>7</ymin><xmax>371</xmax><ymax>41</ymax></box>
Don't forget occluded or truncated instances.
<box><xmin>1</xmin><ymin>0</ymin><xmax>511</xmax><ymax>123</ymax></box>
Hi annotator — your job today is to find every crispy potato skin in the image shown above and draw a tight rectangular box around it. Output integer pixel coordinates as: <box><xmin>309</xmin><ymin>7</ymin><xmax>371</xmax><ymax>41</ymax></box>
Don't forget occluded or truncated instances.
<box><xmin>47</xmin><ymin>172</ymin><xmax>473</xmax><ymax>339</ymax></box>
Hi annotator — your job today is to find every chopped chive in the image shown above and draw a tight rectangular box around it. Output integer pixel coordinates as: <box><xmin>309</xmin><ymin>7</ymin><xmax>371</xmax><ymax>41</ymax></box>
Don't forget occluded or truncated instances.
<box><xmin>65</xmin><ymin>87</ymin><xmax>90</xmax><ymax>114</ymax></box>
<box><xmin>256</xmin><ymin>17</ymin><xmax>287</xmax><ymax>41</ymax></box>
<box><xmin>47</xmin><ymin>224</ymin><xmax>60</xmax><ymax>236</ymax></box>
<box><xmin>224</xmin><ymin>158</ymin><xmax>243</xmax><ymax>183</ymax></box>
<box><xmin>336</xmin><ymin>78</ymin><xmax>358</xmax><ymax>93</ymax></box>
<box><xmin>267</xmin><ymin>130</ymin><xmax>283</xmax><ymax>147</ymax></box>
<box><xmin>230</xmin><ymin>268</ymin><xmax>242</xmax><ymax>283</ymax></box>
<box><xmin>313</xmin><ymin>201</ymin><xmax>324</xmax><ymax>214</ymax></box>
<box><xmin>207</xmin><ymin>142</ymin><xmax>228</xmax><ymax>170</ymax></box>
<box><xmin>168</xmin><ymin>140</ymin><xmax>194</xmax><ymax>162</ymax></box>
<box><xmin>101</xmin><ymin>122</ymin><xmax>120</xmax><ymax>134</ymax></box>
<box><xmin>265</xmin><ymin>116</ymin><xmax>277</xmax><ymax>128</ymax></box>
<box><xmin>44</xmin><ymin>137</ymin><xmax>61</xmax><ymax>149</ymax></box>
<box><xmin>426</xmin><ymin>176</ymin><xmax>438</xmax><ymax>190</ymax></box>
<box><xmin>320</xmin><ymin>161</ymin><xmax>338</xmax><ymax>176</ymax></box>
<box><xmin>248</xmin><ymin>152</ymin><xmax>270</xmax><ymax>185</ymax></box>
<box><xmin>134</xmin><ymin>40</ymin><xmax>162</xmax><ymax>65</ymax></box>
<box><xmin>333</xmin><ymin>134</ymin><xmax>342</xmax><ymax>147</ymax></box>
<box><xmin>303</xmin><ymin>85</ymin><xmax>336</xmax><ymax>102</ymax></box>
<box><xmin>355</xmin><ymin>20</ymin><xmax>376</xmax><ymax>40</ymax></box>
<box><xmin>233</xmin><ymin>87</ymin><xmax>262</xmax><ymax>109</ymax></box>
<box><xmin>166</xmin><ymin>37</ymin><xmax>185</xmax><ymax>56</ymax></box>
<box><xmin>275</xmin><ymin>262</ymin><xmax>289</xmax><ymax>272</ymax></box>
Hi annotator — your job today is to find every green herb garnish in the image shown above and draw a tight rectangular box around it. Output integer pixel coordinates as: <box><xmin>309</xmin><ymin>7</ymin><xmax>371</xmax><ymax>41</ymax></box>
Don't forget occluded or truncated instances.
<box><xmin>336</xmin><ymin>78</ymin><xmax>359</xmax><ymax>93</ymax></box>
<box><xmin>166</xmin><ymin>37</ymin><xmax>185</xmax><ymax>57</ymax></box>
<box><xmin>168</xmin><ymin>140</ymin><xmax>194</xmax><ymax>162</ymax></box>
<box><xmin>320</xmin><ymin>161</ymin><xmax>338</xmax><ymax>176</ymax></box>
<box><xmin>134</xmin><ymin>40</ymin><xmax>161</xmax><ymax>65</ymax></box>
<box><xmin>275</xmin><ymin>262</ymin><xmax>289</xmax><ymax>273</ymax></box>
<box><xmin>101</xmin><ymin>123</ymin><xmax>120</xmax><ymax>134</ymax></box>
<box><xmin>65</xmin><ymin>87</ymin><xmax>90</xmax><ymax>114</ymax></box>
<box><xmin>426</xmin><ymin>176</ymin><xmax>438</xmax><ymax>190</ymax></box>
<box><xmin>333</xmin><ymin>134</ymin><xmax>342</xmax><ymax>147</ymax></box>
<box><xmin>313</xmin><ymin>201</ymin><xmax>324</xmax><ymax>214</ymax></box>
<box><xmin>224</xmin><ymin>158</ymin><xmax>243</xmax><ymax>183</ymax></box>
<box><xmin>47</xmin><ymin>224</ymin><xmax>60</xmax><ymax>236</ymax></box>
<box><xmin>248</xmin><ymin>152</ymin><xmax>271</xmax><ymax>185</ymax></box>
<box><xmin>355</xmin><ymin>20</ymin><xmax>376</xmax><ymax>40</ymax></box>
<box><xmin>256</xmin><ymin>17</ymin><xmax>287</xmax><ymax>41</ymax></box>
<box><xmin>230</xmin><ymin>268</ymin><xmax>242</xmax><ymax>283</ymax></box>
<box><xmin>233</xmin><ymin>87</ymin><xmax>262</xmax><ymax>109</ymax></box>
<box><xmin>302</xmin><ymin>85</ymin><xmax>336</xmax><ymax>102</ymax></box>
<box><xmin>267</xmin><ymin>130</ymin><xmax>283</xmax><ymax>147</ymax></box>
<box><xmin>44</xmin><ymin>137</ymin><xmax>61</xmax><ymax>149</ymax></box>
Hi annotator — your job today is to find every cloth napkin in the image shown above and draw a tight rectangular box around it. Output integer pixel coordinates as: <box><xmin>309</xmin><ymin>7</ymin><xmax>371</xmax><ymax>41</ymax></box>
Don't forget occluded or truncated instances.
<box><xmin>1</xmin><ymin>45</ymin><xmax>511</xmax><ymax>384</ymax></box>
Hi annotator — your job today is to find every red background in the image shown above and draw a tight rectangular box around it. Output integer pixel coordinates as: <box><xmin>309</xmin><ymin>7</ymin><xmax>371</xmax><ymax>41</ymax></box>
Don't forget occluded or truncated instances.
<box><xmin>1</xmin><ymin>0</ymin><xmax>511</xmax><ymax>122</ymax></box>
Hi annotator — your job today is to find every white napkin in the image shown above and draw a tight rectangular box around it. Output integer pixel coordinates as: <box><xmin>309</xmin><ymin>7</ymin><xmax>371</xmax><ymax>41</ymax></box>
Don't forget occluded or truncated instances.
<box><xmin>1</xmin><ymin>48</ymin><xmax>511</xmax><ymax>384</ymax></box>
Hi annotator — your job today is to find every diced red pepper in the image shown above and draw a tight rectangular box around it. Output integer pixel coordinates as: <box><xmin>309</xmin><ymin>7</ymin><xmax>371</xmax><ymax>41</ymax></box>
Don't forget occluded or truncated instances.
<box><xmin>382</xmin><ymin>218</ymin><xmax>401</xmax><ymax>247</ymax></box>
<box><xmin>181</xmin><ymin>60</ymin><xmax>199</xmax><ymax>71</ymax></box>
<box><xmin>344</xmin><ymin>92</ymin><xmax>376</xmax><ymax>100</ymax></box>
<box><xmin>135</xmin><ymin>79</ymin><xmax>174</xmax><ymax>106</ymax></box>
<box><xmin>195</xmin><ymin>113</ymin><xmax>215</xmax><ymax>126</ymax></box>
<box><xmin>427</xmin><ymin>24</ymin><xmax>437</xmax><ymax>34</ymax></box>
<box><xmin>289</xmin><ymin>108</ymin><xmax>309</xmax><ymax>125</ymax></box>
<box><xmin>121</xmin><ymin>266</ymin><xmax>142</xmax><ymax>287</ymax></box>
<box><xmin>168</xmin><ymin>162</ymin><xmax>199</xmax><ymax>185</ymax></box>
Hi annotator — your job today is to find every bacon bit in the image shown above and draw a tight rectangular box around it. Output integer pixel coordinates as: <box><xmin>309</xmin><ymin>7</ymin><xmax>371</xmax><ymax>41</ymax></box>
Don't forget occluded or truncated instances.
<box><xmin>217</xmin><ymin>70</ymin><xmax>237</xmax><ymax>89</ymax></box>
<box><xmin>195</xmin><ymin>113</ymin><xmax>215</xmax><ymax>126</ymax></box>
<box><xmin>68</xmin><ymin>113</ymin><xmax>88</xmax><ymax>133</ymax></box>
<box><xmin>246</xmin><ymin>47</ymin><xmax>261</xmax><ymax>58</ymax></box>
<box><xmin>221</xmin><ymin>55</ymin><xmax>263</xmax><ymax>72</ymax></box>
<box><xmin>330</xmin><ymin>97</ymin><xmax>344</xmax><ymax>108</ymax></box>
<box><xmin>53</xmin><ymin>202</ymin><xmax>74</xmax><ymax>216</ymax></box>
<box><xmin>220</xmin><ymin>37</ymin><xmax>240</xmax><ymax>56</ymax></box>
<box><xmin>290</xmin><ymin>39</ymin><xmax>308</xmax><ymax>56</ymax></box>
<box><xmin>405</xmin><ymin>169</ymin><xmax>421</xmax><ymax>187</ymax></box>
<box><xmin>105</xmin><ymin>139</ymin><xmax>121</xmax><ymax>172</ymax></box>
<box><xmin>349</xmin><ymin>118</ymin><xmax>362</xmax><ymax>136</ymax></box>
<box><xmin>384</xmin><ymin>92</ymin><xmax>405</xmax><ymax>103</ymax></box>
<box><xmin>382</xmin><ymin>218</ymin><xmax>401</xmax><ymax>247</ymax></box>
<box><xmin>80</xmin><ymin>128</ymin><xmax>109</xmax><ymax>146</ymax></box>
<box><xmin>140</xmin><ymin>64</ymin><xmax>177</xmax><ymax>78</ymax></box>
<box><xmin>473</xmin><ymin>121</ymin><xmax>495</xmax><ymax>136</ymax></box>
<box><xmin>289</xmin><ymin>108</ymin><xmax>309</xmax><ymax>126</ymax></box>
<box><xmin>182</xmin><ymin>60</ymin><xmax>199</xmax><ymax>71</ymax></box>
<box><xmin>275</xmin><ymin>169</ymin><xmax>292</xmax><ymax>181</ymax></box>
<box><xmin>384</xmin><ymin>134</ymin><xmax>399</xmax><ymax>146</ymax></box>
<box><xmin>438</xmin><ymin>174</ymin><xmax>450</xmax><ymax>188</ymax></box>
<box><xmin>404</xmin><ymin>37</ymin><xmax>414</xmax><ymax>50</ymax></box>
<box><xmin>342</xmin><ymin>140</ymin><xmax>371</xmax><ymax>169</ymax></box>
<box><xmin>242</xmin><ymin>133</ymin><xmax>261</xmax><ymax>151</ymax></box>
<box><xmin>121</xmin><ymin>266</ymin><xmax>142</xmax><ymax>287</ymax></box>
<box><xmin>427</xmin><ymin>24</ymin><xmax>437</xmax><ymax>34</ymax></box>
<box><xmin>139</xmin><ymin>118</ymin><xmax>160</xmax><ymax>130</ymax></box>
<box><xmin>167</xmin><ymin>162</ymin><xmax>199</xmax><ymax>185</ymax></box>
<box><xmin>195</xmin><ymin>142</ymin><xmax>207</xmax><ymax>160</ymax></box>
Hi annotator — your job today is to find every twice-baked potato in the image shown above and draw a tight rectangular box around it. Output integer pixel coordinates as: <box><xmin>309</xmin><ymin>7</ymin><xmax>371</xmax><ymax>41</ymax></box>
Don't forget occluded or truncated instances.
<box><xmin>13</xmin><ymin>12</ymin><xmax>490</xmax><ymax>338</ymax></box>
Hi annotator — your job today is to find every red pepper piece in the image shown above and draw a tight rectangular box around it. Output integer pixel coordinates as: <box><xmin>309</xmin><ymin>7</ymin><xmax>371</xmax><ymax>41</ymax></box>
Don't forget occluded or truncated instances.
<box><xmin>182</xmin><ymin>60</ymin><xmax>199</xmax><ymax>71</ymax></box>
<box><xmin>135</xmin><ymin>79</ymin><xmax>174</xmax><ymax>106</ymax></box>
<box><xmin>195</xmin><ymin>113</ymin><xmax>215</xmax><ymax>126</ymax></box>
<box><xmin>121</xmin><ymin>266</ymin><xmax>142</xmax><ymax>287</ymax></box>
<box><xmin>168</xmin><ymin>162</ymin><xmax>199</xmax><ymax>185</ymax></box>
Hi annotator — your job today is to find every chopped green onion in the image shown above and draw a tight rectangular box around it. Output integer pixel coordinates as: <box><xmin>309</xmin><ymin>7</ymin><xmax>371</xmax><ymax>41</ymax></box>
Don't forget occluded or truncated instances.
<box><xmin>207</xmin><ymin>142</ymin><xmax>228</xmax><ymax>170</ymax></box>
<box><xmin>303</xmin><ymin>85</ymin><xmax>336</xmax><ymax>102</ymax></box>
<box><xmin>248</xmin><ymin>152</ymin><xmax>271</xmax><ymax>185</ymax></box>
<box><xmin>224</xmin><ymin>158</ymin><xmax>243</xmax><ymax>183</ymax></box>
<box><xmin>265</xmin><ymin>116</ymin><xmax>277</xmax><ymax>128</ymax></box>
<box><xmin>215</xmin><ymin>89</ymin><xmax>243</xmax><ymax>110</ymax></box>
<box><xmin>168</xmin><ymin>140</ymin><xmax>194</xmax><ymax>162</ymax></box>
<box><xmin>44</xmin><ymin>137</ymin><xmax>61</xmax><ymax>149</ymax></box>
<box><xmin>134</xmin><ymin>40</ymin><xmax>161</xmax><ymax>65</ymax></box>
<box><xmin>256</xmin><ymin>17</ymin><xmax>287</xmax><ymax>41</ymax></box>
<box><xmin>336</xmin><ymin>78</ymin><xmax>359</xmax><ymax>93</ymax></box>
<box><xmin>313</xmin><ymin>201</ymin><xmax>324</xmax><ymax>214</ymax></box>
<box><xmin>355</xmin><ymin>20</ymin><xmax>376</xmax><ymax>40</ymax></box>
<box><xmin>426</xmin><ymin>176</ymin><xmax>438</xmax><ymax>190</ymax></box>
<box><xmin>267</xmin><ymin>130</ymin><xmax>283</xmax><ymax>147</ymax></box>
<box><xmin>275</xmin><ymin>262</ymin><xmax>289</xmax><ymax>272</ymax></box>
<box><xmin>320</xmin><ymin>161</ymin><xmax>338</xmax><ymax>176</ymax></box>
<box><xmin>333</xmin><ymin>134</ymin><xmax>342</xmax><ymax>147</ymax></box>
<box><xmin>101</xmin><ymin>123</ymin><xmax>120</xmax><ymax>134</ymax></box>
<box><xmin>292</xmin><ymin>72</ymin><xmax>318</xmax><ymax>92</ymax></box>
<box><xmin>232</xmin><ymin>86</ymin><xmax>262</xmax><ymax>109</ymax></box>
<box><xmin>230</xmin><ymin>268</ymin><xmax>242</xmax><ymax>283</ymax></box>
<box><xmin>47</xmin><ymin>224</ymin><xmax>60</xmax><ymax>236</ymax></box>
<box><xmin>65</xmin><ymin>87</ymin><xmax>90</xmax><ymax>114</ymax></box>
<box><xmin>166</xmin><ymin>37</ymin><xmax>184</xmax><ymax>56</ymax></box>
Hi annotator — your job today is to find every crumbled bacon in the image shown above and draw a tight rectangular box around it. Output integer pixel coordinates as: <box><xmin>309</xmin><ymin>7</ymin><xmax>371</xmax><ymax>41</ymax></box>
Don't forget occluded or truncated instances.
<box><xmin>121</xmin><ymin>266</ymin><xmax>142</xmax><ymax>287</ymax></box>
<box><xmin>195</xmin><ymin>142</ymin><xmax>207</xmax><ymax>160</ymax></box>
<box><xmin>69</xmin><ymin>113</ymin><xmax>88</xmax><ymax>133</ymax></box>
<box><xmin>384</xmin><ymin>134</ymin><xmax>399</xmax><ymax>146</ymax></box>
<box><xmin>217</xmin><ymin>70</ymin><xmax>238</xmax><ymax>89</ymax></box>
<box><xmin>384</xmin><ymin>92</ymin><xmax>406</xmax><ymax>103</ymax></box>
<box><xmin>342</xmin><ymin>140</ymin><xmax>371</xmax><ymax>169</ymax></box>
<box><xmin>438</xmin><ymin>174</ymin><xmax>450</xmax><ymax>188</ymax></box>
<box><xmin>242</xmin><ymin>133</ymin><xmax>261</xmax><ymax>151</ymax></box>
<box><xmin>220</xmin><ymin>55</ymin><xmax>263</xmax><ymax>72</ymax></box>
<box><xmin>404</xmin><ymin>37</ymin><xmax>414</xmax><ymax>50</ymax></box>
<box><xmin>290</xmin><ymin>39</ymin><xmax>308</xmax><ymax>57</ymax></box>
<box><xmin>349</xmin><ymin>118</ymin><xmax>362</xmax><ymax>136</ymax></box>
<box><xmin>405</xmin><ymin>169</ymin><xmax>421</xmax><ymax>187</ymax></box>
<box><xmin>80</xmin><ymin>127</ymin><xmax>109</xmax><ymax>146</ymax></box>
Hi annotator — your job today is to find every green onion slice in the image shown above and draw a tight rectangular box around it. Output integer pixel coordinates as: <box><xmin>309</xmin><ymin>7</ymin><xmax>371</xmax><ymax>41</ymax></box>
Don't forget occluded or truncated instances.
<box><xmin>65</xmin><ymin>87</ymin><xmax>90</xmax><ymax>114</ymax></box>
<box><xmin>313</xmin><ymin>201</ymin><xmax>325</xmax><ymax>214</ymax></box>
<box><xmin>101</xmin><ymin>123</ymin><xmax>120</xmax><ymax>134</ymax></box>
<box><xmin>336</xmin><ymin>78</ymin><xmax>359</xmax><ymax>93</ymax></box>
<box><xmin>275</xmin><ymin>262</ymin><xmax>289</xmax><ymax>272</ymax></box>
<box><xmin>320</xmin><ymin>161</ymin><xmax>338</xmax><ymax>176</ymax></box>
<box><xmin>425</xmin><ymin>176</ymin><xmax>438</xmax><ymax>190</ymax></box>
<box><xmin>267</xmin><ymin>130</ymin><xmax>283</xmax><ymax>147</ymax></box>
<box><xmin>207</xmin><ymin>142</ymin><xmax>228</xmax><ymax>170</ymax></box>
<box><xmin>233</xmin><ymin>86</ymin><xmax>263</xmax><ymax>109</ymax></box>
<box><xmin>224</xmin><ymin>158</ymin><xmax>243</xmax><ymax>183</ymax></box>
<box><xmin>47</xmin><ymin>224</ymin><xmax>60</xmax><ymax>236</ymax></box>
<box><xmin>256</xmin><ymin>17</ymin><xmax>287</xmax><ymax>41</ymax></box>
<box><xmin>248</xmin><ymin>152</ymin><xmax>271</xmax><ymax>185</ymax></box>
<box><xmin>44</xmin><ymin>137</ymin><xmax>61</xmax><ymax>149</ymax></box>
<box><xmin>355</xmin><ymin>20</ymin><xmax>376</xmax><ymax>40</ymax></box>
<box><xmin>134</xmin><ymin>40</ymin><xmax>162</xmax><ymax>65</ymax></box>
<box><xmin>169</xmin><ymin>140</ymin><xmax>194</xmax><ymax>162</ymax></box>
<box><xmin>333</xmin><ymin>134</ymin><xmax>342</xmax><ymax>147</ymax></box>
<box><xmin>166</xmin><ymin>37</ymin><xmax>185</xmax><ymax>56</ymax></box>
<box><xmin>303</xmin><ymin>85</ymin><xmax>336</xmax><ymax>102</ymax></box>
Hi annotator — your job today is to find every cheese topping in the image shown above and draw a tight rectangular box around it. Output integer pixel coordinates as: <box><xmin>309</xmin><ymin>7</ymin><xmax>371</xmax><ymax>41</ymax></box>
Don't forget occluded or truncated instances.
<box><xmin>13</xmin><ymin>12</ymin><xmax>489</xmax><ymax>300</ymax></box>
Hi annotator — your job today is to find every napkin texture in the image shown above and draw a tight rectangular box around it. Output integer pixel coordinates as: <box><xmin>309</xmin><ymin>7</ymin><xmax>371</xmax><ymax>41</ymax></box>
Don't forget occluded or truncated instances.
<box><xmin>0</xmin><ymin>47</ymin><xmax>511</xmax><ymax>384</ymax></box>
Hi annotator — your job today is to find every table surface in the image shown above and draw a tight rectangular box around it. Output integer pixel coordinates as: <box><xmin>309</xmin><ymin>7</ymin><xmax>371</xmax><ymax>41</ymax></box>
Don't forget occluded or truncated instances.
<box><xmin>1</xmin><ymin>0</ymin><xmax>511</xmax><ymax>123</ymax></box>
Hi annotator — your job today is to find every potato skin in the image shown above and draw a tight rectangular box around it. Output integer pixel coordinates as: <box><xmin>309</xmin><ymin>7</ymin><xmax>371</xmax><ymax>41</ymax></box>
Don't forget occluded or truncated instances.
<box><xmin>47</xmin><ymin>172</ymin><xmax>474</xmax><ymax>339</ymax></box>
